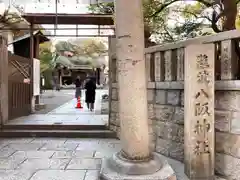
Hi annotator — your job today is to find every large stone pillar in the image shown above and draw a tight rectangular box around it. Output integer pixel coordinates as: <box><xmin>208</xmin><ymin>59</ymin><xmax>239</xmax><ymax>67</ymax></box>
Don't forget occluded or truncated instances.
<box><xmin>115</xmin><ymin>0</ymin><xmax>149</xmax><ymax>159</ymax></box>
<box><xmin>184</xmin><ymin>44</ymin><xmax>215</xmax><ymax>180</ymax></box>
<box><xmin>100</xmin><ymin>0</ymin><xmax>175</xmax><ymax>179</ymax></box>
<box><xmin>0</xmin><ymin>35</ymin><xmax>8</xmax><ymax>126</ymax></box>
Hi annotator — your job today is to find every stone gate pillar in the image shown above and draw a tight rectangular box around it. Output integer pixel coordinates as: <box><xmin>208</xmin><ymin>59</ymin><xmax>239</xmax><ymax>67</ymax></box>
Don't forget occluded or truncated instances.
<box><xmin>108</xmin><ymin>36</ymin><xmax>117</xmax><ymax>128</ymax></box>
<box><xmin>100</xmin><ymin>0</ymin><xmax>175</xmax><ymax>179</ymax></box>
<box><xmin>0</xmin><ymin>35</ymin><xmax>8</xmax><ymax>126</ymax></box>
<box><xmin>184</xmin><ymin>44</ymin><xmax>215</xmax><ymax>180</ymax></box>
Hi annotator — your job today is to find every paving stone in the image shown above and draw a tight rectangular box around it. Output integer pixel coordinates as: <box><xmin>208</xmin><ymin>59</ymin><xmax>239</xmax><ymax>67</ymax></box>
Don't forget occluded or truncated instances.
<box><xmin>98</xmin><ymin>139</ymin><xmax>120</xmax><ymax>144</ymax></box>
<box><xmin>76</xmin><ymin>141</ymin><xmax>120</xmax><ymax>152</ymax></box>
<box><xmin>0</xmin><ymin>142</ymin><xmax>8</xmax><ymax>150</ymax></box>
<box><xmin>0</xmin><ymin>138</ymin><xmax>33</xmax><ymax>144</ymax></box>
<box><xmin>17</xmin><ymin>158</ymin><xmax>71</xmax><ymax>170</ymax></box>
<box><xmin>29</xmin><ymin>170</ymin><xmax>86</xmax><ymax>180</ymax></box>
<box><xmin>66</xmin><ymin>158</ymin><xmax>101</xmax><ymax>170</ymax></box>
<box><xmin>11</xmin><ymin>151</ymin><xmax>55</xmax><ymax>159</ymax></box>
<box><xmin>40</xmin><ymin>142</ymin><xmax>78</xmax><ymax>151</ymax></box>
<box><xmin>0</xmin><ymin>139</ymin><xmax>33</xmax><ymax>150</ymax></box>
<box><xmin>65</xmin><ymin>139</ymin><xmax>100</xmax><ymax>144</ymax></box>
<box><xmin>76</xmin><ymin>141</ymin><xmax>101</xmax><ymax>150</ymax></box>
<box><xmin>94</xmin><ymin>150</ymin><xmax>117</xmax><ymax>158</ymax></box>
<box><xmin>0</xmin><ymin>170</ymin><xmax>34</xmax><ymax>180</ymax></box>
<box><xmin>85</xmin><ymin>170</ymin><xmax>99</xmax><ymax>180</ymax></box>
<box><xmin>0</xmin><ymin>157</ymin><xmax>26</xmax><ymax>170</ymax></box>
<box><xmin>0</xmin><ymin>147</ymin><xmax>16</xmax><ymax>158</ymax></box>
<box><xmin>98</xmin><ymin>140</ymin><xmax>121</xmax><ymax>149</ymax></box>
<box><xmin>0</xmin><ymin>136</ymin><xmax>190</xmax><ymax>179</ymax></box>
<box><xmin>31</xmin><ymin>138</ymin><xmax>67</xmax><ymax>145</ymax></box>
<box><xmin>6</xmin><ymin>143</ymin><xmax>44</xmax><ymax>151</ymax></box>
<box><xmin>52</xmin><ymin>150</ymin><xmax>94</xmax><ymax>159</ymax></box>
<box><xmin>159</xmin><ymin>154</ymin><xmax>189</xmax><ymax>180</ymax></box>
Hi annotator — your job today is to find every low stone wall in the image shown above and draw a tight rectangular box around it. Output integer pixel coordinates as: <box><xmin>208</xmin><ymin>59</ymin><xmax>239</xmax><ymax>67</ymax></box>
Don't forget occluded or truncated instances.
<box><xmin>109</xmin><ymin>82</ymin><xmax>184</xmax><ymax>158</ymax></box>
<box><xmin>109</xmin><ymin>81</ymin><xmax>240</xmax><ymax>179</ymax></box>
<box><xmin>109</xmin><ymin>84</ymin><xmax>120</xmax><ymax>137</ymax></box>
<box><xmin>215</xmin><ymin>89</ymin><xmax>240</xmax><ymax>179</ymax></box>
<box><xmin>100</xmin><ymin>94</ymin><xmax>109</xmax><ymax>115</ymax></box>
<box><xmin>153</xmin><ymin>86</ymin><xmax>184</xmax><ymax>162</ymax></box>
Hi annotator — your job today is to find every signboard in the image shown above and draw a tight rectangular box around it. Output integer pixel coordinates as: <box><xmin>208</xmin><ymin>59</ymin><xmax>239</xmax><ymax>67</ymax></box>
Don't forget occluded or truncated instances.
<box><xmin>184</xmin><ymin>44</ymin><xmax>215</xmax><ymax>179</ymax></box>
<box><xmin>33</xmin><ymin>58</ymin><xmax>40</xmax><ymax>96</ymax></box>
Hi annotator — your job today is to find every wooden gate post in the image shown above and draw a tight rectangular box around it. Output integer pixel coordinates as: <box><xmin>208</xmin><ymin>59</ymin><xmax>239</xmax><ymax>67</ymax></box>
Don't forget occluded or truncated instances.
<box><xmin>0</xmin><ymin>35</ymin><xmax>8</xmax><ymax>126</ymax></box>
<box><xmin>29</xmin><ymin>23</ymin><xmax>34</xmax><ymax>112</ymax></box>
<box><xmin>184</xmin><ymin>44</ymin><xmax>215</xmax><ymax>180</ymax></box>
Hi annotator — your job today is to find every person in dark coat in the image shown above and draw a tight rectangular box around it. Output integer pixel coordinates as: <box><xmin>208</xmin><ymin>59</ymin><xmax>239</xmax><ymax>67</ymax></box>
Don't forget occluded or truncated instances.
<box><xmin>84</xmin><ymin>76</ymin><xmax>96</xmax><ymax>111</ymax></box>
<box><xmin>75</xmin><ymin>76</ymin><xmax>82</xmax><ymax>99</ymax></box>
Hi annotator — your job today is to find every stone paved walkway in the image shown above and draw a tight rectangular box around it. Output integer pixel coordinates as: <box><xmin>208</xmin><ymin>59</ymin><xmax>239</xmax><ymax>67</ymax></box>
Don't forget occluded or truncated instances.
<box><xmin>7</xmin><ymin>90</ymin><xmax>109</xmax><ymax>126</ymax></box>
<box><xmin>0</xmin><ymin>138</ymin><xmax>188</xmax><ymax>180</ymax></box>
<box><xmin>37</xmin><ymin>90</ymin><xmax>75</xmax><ymax>114</ymax></box>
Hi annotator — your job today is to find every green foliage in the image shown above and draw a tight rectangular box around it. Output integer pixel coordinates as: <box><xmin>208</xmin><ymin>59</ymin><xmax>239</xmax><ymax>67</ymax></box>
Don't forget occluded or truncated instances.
<box><xmin>69</xmin><ymin>38</ymin><xmax>107</xmax><ymax>57</ymax></box>
<box><xmin>88</xmin><ymin>2</ymin><xmax>114</xmax><ymax>14</ymax></box>
<box><xmin>55</xmin><ymin>40</ymin><xmax>75</xmax><ymax>52</ymax></box>
<box><xmin>51</xmin><ymin>38</ymin><xmax>107</xmax><ymax>68</ymax></box>
<box><xmin>42</xmin><ymin>69</ymin><xmax>53</xmax><ymax>89</ymax></box>
<box><xmin>88</xmin><ymin>0</ymin><xmax>240</xmax><ymax>43</ymax></box>
<box><xmin>39</xmin><ymin>42</ymin><xmax>53</xmax><ymax>72</ymax></box>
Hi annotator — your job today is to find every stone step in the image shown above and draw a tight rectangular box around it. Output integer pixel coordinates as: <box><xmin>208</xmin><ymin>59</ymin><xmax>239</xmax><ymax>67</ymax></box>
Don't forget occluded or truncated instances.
<box><xmin>0</xmin><ymin>129</ymin><xmax>116</xmax><ymax>138</ymax></box>
<box><xmin>3</xmin><ymin>124</ymin><xmax>107</xmax><ymax>130</ymax></box>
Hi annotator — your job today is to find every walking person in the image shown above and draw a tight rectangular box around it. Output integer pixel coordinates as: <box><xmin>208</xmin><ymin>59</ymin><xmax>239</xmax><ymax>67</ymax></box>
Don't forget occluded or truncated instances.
<box><xmin>75</xmin><ymin>76</ymin><xmax>82</xmax><ymax>99</ymax></box>
<box><xmin>84</xmin><ymin>76</ymin><xmax>96</xmax><ymax>111</ymax></box>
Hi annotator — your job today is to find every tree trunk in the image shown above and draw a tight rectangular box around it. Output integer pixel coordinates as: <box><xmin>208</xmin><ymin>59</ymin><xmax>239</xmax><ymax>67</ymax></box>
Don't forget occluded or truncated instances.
<box><xmin>222</xmin><ymin>0</ymin><xmax>237</xmax><ymax>31</ymax></box>
<box><xmin>115</xmin><ymin>0</ymin><xmax>150</xmax><ymax>160</ymax></box>
<box><xmin>144</xmin><ymin>26</ymin><xmax>156</xmax><ymax>47</ymax></box>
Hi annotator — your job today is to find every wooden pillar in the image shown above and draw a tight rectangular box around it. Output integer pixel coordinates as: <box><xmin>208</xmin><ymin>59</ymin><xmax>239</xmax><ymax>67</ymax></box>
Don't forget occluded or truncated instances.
<box><xmin>30</xmin><ymin>24</ymin><xmax>34</xmax><ymax>112</ymax></box>
<box><xmin>184</xmin><ymin>44</ymin><xmax>215</xmax><ymax>180</ymax></box>
<box><xmin>0</xmin><ymin>36</ymin><xmax>8</xmax><ymax>126</ymax></box>
<box><xmin>35</xmin><ymin>35</ymin><xmax>40</xmax><ymax>105</ymax></box>
<box><xmin>35</xmin><ymin>35</ymin><xmax>40</xmax><ymax>59</ymax></box>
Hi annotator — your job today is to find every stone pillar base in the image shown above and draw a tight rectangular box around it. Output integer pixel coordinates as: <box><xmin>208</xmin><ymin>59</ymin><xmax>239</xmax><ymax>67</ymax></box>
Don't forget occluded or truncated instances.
<box><xmin>100</xmin><ymin>152</ymin><xmax>176</xmax><ymax>180</ymax></box>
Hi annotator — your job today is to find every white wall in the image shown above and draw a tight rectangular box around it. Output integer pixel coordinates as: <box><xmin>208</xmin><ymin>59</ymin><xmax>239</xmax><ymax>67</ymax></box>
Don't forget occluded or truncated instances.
<box><xmin>33</xmin><ymin>58</ymin><xmax>40</xmax><ymax>96</ymax></box>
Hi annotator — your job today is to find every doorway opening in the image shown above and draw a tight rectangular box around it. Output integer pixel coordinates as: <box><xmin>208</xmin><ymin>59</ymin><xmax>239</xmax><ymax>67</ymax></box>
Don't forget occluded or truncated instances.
<box><xmin>3</xmin><ymin>1</ymin><xmax>114</xmax><ymax>136</ymax></box>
